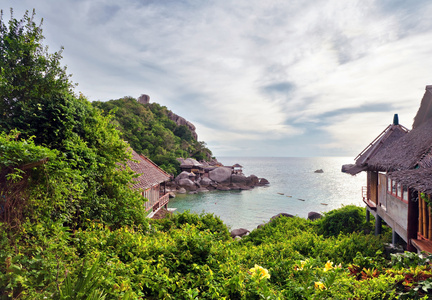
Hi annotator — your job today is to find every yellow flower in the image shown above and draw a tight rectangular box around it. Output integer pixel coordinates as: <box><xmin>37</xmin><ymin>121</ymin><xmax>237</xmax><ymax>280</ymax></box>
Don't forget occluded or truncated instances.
<box><xmin>323</xmin><ymin>261</ymin><xmax>333</xmax><ymax>272</ymax></box>
<box><xmin>249</xmin><ymin>264</ymin><xmax>271</xmax><ymax>280</ymax></box>
<box><xmin>300</xmin><ymin>260</ymin><xmax>306</xmax><ymax>270</ymax></box>
<box><xmin>314</xmin><ymin>281</ymin><xmax>325</xmax><ymax>290</ymax></box>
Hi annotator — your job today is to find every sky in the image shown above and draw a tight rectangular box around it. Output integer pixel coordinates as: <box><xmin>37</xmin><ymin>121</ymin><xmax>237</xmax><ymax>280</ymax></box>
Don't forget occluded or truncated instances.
<box><xmin>3</xmin><ymin>0</ymin><xmax>432</xmax><ymax>158</ymax></box>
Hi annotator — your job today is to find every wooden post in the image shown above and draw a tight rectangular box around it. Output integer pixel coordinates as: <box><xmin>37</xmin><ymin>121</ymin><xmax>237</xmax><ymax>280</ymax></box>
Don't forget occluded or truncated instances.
<box><xmin>392</xmin><ymin>230</ymin><xmax>399</xmax><ymax>245</ymax></box>
<box><xmin>407</xmin><ymin>190</ymin><xmax>419</xmax><ymax>252</ymax></box>
<box><xmin>429</xmin><ymin>205</ymin><xmax>432</xmax><ymax>240</ymax></box>
<box><xmin>375</xmin><ymin>214</ymin><xmax>382</xmax><ymax>235</ymax></box>
<box><xmin>423</xmin><ymin>196</ymin><xmax>428</xmax><ymax>239</ymax></box>
<box><xmin>419</xmin><ymin>194</ymin><xmax>424</xmax><ymax>236</ymax></box>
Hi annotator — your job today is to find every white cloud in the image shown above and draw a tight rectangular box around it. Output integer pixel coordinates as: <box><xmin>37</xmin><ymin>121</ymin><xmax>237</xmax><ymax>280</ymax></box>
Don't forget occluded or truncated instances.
<box><xmin>5</xmin><ymin>0</ymin><xmax>432</xmax><ymax>156</ymax></box>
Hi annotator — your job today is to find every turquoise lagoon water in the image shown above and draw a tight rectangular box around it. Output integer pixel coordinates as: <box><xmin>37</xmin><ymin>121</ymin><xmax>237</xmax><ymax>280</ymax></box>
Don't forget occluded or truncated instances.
<box><xmin>168</xmin><ymin>157</ymin><xmax>366</xmax><ymax>231</ymax></box>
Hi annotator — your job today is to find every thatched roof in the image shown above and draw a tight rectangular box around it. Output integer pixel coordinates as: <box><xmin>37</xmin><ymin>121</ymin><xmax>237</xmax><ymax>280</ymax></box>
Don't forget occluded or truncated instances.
<box><xmin>343</xmin><ymin>85</ymin><xmax>432</xmax><ymax>193</ymax></box>
<box><xmin>341</xmin><ymin>117</ymin><xmax>408</xmax><ymax>175</ymax></box>
<box><xmin>389</xmin><ymin>168</ymin><xmax>432</xmax><ymax>194</ymax></box>
<box><xmin>355</xmin><ymin>123</ymin><xmax>408</xmax><ymax>166</ymax></box>
<box><xmin>413</xmin><ymin>85</ymin><xmax>432</xmax><ymax>129</ymax></box>
<box><xmin>367</xmin><ymin>118</ymin><xmax>432</xmax><ymax>172</ymax></box>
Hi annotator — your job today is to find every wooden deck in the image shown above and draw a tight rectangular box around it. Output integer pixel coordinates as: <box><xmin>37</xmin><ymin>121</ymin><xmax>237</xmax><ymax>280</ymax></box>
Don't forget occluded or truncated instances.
<box><xmin>411</xmin><ymin>239</ymin><xmax>432</xmax><ymax>254</ymax></box>
<box><xmin>363</xmin><ymin>198</ymin><xmax>377</xmax><ymax>210</ymax></box>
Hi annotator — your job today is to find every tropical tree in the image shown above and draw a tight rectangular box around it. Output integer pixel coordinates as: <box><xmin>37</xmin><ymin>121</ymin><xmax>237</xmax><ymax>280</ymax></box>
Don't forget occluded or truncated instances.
<box><xmin>0</xmin><ymin>9</ymin><xmax>75</xmax><ymax>135</ymax></box>
<box><xmin>0</xmin><ymin>9</ymin><xmax>146</xmax><ymax>228</ymax></box>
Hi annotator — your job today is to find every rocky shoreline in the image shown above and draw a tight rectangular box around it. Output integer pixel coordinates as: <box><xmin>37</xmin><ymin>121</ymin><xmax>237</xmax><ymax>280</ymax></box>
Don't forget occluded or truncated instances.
<box><xmin>166</xmin><ymin>158</ymin><xmax>270</xmax><ymax>195</ymax></box>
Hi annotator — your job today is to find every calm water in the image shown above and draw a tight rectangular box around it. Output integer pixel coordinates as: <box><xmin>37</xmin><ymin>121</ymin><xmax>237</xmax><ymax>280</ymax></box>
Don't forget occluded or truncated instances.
<box><xmin>169</xmin><ymin>157</ymin><xmax>365</xmax><ymax>230</ymax></box>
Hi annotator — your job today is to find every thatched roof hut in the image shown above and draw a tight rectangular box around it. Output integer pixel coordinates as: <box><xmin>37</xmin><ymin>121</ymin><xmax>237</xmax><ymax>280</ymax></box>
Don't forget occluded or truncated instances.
<box><xmin>342</xmin><ymin>114</ymin><xmax>408</xmax><ymax>175</ymax></box>
<box><xmin>367</xmin><ymin>118</ymin><xmax>432</xmax><ymax>172</ymax></box>
<box><xmin>344</xmin><ymin>85</ymin><xmax>432</xmax><ymax>194</ymax></box>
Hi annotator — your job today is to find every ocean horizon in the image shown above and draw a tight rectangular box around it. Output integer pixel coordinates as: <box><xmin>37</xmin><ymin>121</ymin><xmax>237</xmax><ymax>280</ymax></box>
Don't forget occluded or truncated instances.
<box><xmin>169</xmin><ymin>156</ymin><xmax>366</xmax><ymax>230</ymax></box>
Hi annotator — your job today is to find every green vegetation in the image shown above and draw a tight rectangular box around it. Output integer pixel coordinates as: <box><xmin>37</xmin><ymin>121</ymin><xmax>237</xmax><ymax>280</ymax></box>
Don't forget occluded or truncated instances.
<box><xmin>0</xmin><ymin>9</ymin><xmax>147</xmax><ymax>230</ymax></box>
<box><xmin>2</xmin><ymin>9</ymin><xmax>432</xmax><ymax>300</ymax></box>
<box><xmin>93</xmin><ymin>97</ymin><xmax>213</xmax><ymax>175</ymax></box>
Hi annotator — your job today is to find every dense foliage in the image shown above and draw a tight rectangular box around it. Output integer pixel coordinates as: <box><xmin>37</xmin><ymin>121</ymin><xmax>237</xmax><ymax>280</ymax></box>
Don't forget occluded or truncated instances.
<box><xmin>0</xmin><ymin>10</ymin><xmax>147</xmax><ymax>230</ymax></box>
<box><xmin>4</xmin><ymin>207</ymin><xmax>432</xmax><ymax>299</ymax></box>
<box><xmin>93</xmin><ymin>98</ymin><xmax>213</xmax><ymax>175</ymax></box>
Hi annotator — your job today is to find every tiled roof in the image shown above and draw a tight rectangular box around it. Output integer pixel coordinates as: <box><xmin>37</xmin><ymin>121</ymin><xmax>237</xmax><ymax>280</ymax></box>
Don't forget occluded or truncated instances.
<box><xmin>126</xmin><ymin>149</ymin><xmax>171</xmax><ymax>190</ymax></box>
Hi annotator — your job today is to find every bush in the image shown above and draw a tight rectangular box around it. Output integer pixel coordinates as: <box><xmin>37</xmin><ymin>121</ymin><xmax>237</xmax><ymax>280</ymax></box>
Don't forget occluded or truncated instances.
<box><xmin>315</xmin><ymin>205</ymin><xmax>373</xmax><ymax>237</ymax></box>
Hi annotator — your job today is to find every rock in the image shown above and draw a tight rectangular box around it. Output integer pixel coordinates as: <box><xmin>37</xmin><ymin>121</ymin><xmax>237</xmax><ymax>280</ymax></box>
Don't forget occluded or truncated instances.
<box><xmin>209</xmin><ymin>167</ymin><xmax>232</xmax><ymax>183</ymax></box>
<box><xmin>259</xmin><ymin>178</ymin><xmax>270</xmax><ymax>185</ymax></box>
<box><xmin>217</xmin><ymin>186</ymin><xmax>231</xmax><ymax>191</ymax></box>
<box><xmin>231</xmin><ymin>174</ymin><xmax>248</xmax><ymax>184</ymax></box>
<box><xmin>175</xmin><ymin>171</ymin><xmax>193</xmax><ymax>183</ymax></box>
<box><xmin>257</xmin><ymin>223</ymin><xmax>266</xmax><ymax>229</ymax></box>
<box><xmin>234</xmin><ymin>236</ymin><xmax>242</xmax><ymax>241</ymax></box>
<box><xmin>314</xmin><ymin>169</ymin><xmax>324</xmax><ymax>173</ymax></box>
<box><xmin>138</xmin><ymin>94</ymin><xmax>150</xmax><ymax>105</ymax></box>
<box><xmin>179</xmin><ymin>158</ymin><xmax>202</xmax><ymax>168</ymax></box>
<box><xmin>247</xmin><ymin>175</ymin><xmax>259</xmax><ymax>186</ymax></box>
<box><xmin>177</xmin><ymin>188</ymin><xmax>187</xmax><ymax>194</ymax></box>
<box><xmin>167</xmin><ymin>111</ymin><xmax>198</xmax><ymax>140</ymax></box>
<box><xmin>197</xmin><ymin>187</ymin><xmax>209</xmax><ymax>193</ymax></box>
<box><xmin>240</xmin><ymin>186</ymin><xmax>252</xmax><ymax>190</ymax></box>
<box><xmin>230</xmin><ymin>228</ymin><xmax>250</xmax><ymax>238</ymax></box>
<box><xmin>199</xmin><ymin>177</ymin><xmax>213</xmax><ymax>187</ymax></box>
<box><xmin>271</xmin><ymin>213</ymin><xmax>294</xmax><ymax>220</ymax></box>
<box><xmin>168</xmin><ymin>192</ymin><xmax>176</xmax><ymax>198</ymax></box>
<box><xmin>178</xmin><ymin>178</ymin><xmax>196</xmax><ymax>191</ymax></box>
<box><xmin>307</xmin><ymin>211</ymin><xmax>322</xmax><ymax>221</ymax></box>
<box><xmin>188</xmin><ymin>191</ymin><xmax>197</xmax><ymax>194</ymax></box>
<box><xmin>229</xmin><ymin>184</ymin><xmax>242</xmax><ymax>190</ymax></box>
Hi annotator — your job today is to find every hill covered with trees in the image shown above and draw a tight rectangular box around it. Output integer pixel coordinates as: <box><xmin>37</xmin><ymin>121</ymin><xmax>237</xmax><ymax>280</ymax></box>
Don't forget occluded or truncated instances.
<box><xmin>93</xmin><ymin>97</ymin><xmax>213</xmax><ymax>175</ymax></box>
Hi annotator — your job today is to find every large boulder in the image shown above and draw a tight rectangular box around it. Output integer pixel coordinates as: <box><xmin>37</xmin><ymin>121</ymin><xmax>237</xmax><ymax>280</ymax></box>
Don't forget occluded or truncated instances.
<box><xmin>175</xmin><ymin>171</ymin><xmax>192</xmax><ymax>183</ymax></box>
<box><xmin>231</xmin><ymin>174</ymin><xmax>248</xmax><ymax>185</ymax></box>
<box><xmin>308</xmin><ymin>211</ymin><xmax>322</xmax><ymax>221</ymax></box>
<box><xmin>209</xmin><ymin>167</ymin><xmax>232</xmax><ymax>183</ymax></box>
<box><xmin>271</xmin><ymin>213</ymin><xmax>294</xmax><ymax>220</ymax></box>
<box><xmin>199</xmin><ymin>177</ymin><xmax>213</xmax><ymax>187</ymax></box>
<box><xmin>178</xmin><ymin>178</ymin><xmax>197</xmax><ymax>191</ymax></box>
<box><xmin>247</xmin><ymin>175</ymin><xmax>259</xmax><ymax>186</ymax></box>
<box><xmin>230</xmin><ymin>228</ymin><xmax>250</xmax><ymax>238</ymax></box>
<box><xmin>259</xmin><ymin>178</ymin><xmax>270</xmax><ymax>185</ymax></box>
<box><xmin>217</xmin><ymin>185</ymin><xmax>231</xmax><ymax>191</ymax></box>
<box><xmin>177</xmin><ymin>188</ymin><xmax>187</xmax><ymax>194</ymax></box>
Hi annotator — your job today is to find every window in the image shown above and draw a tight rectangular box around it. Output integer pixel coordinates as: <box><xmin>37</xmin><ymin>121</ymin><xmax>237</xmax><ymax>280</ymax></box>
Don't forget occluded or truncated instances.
<box><xmin>387</xmin><ymin>177</ymin><xmax>409</xmax><ymax>203</ymax></box>
<box><xmin>402</xmin><ymin>185</ymin><xmax>409</xmax><ymax>202</ymax></box>
<box><xmin>392</xmin><ymin>180</ymin><xmax>397</xmax><ymax>195</ymax></box>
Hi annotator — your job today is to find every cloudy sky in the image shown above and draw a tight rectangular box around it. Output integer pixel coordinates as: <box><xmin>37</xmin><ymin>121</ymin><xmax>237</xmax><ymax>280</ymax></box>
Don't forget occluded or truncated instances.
<box><xmin>4</xmin><ymin>1</ymin><xmax>432</xmax><ymax>158</ymax></box>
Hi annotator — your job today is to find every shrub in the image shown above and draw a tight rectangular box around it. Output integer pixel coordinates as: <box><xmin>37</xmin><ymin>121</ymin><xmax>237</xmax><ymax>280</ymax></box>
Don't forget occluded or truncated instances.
<box><xmin>315</xmin><ymin>205</ymin><xmax>373</xmax><ymax>237</ymax></box>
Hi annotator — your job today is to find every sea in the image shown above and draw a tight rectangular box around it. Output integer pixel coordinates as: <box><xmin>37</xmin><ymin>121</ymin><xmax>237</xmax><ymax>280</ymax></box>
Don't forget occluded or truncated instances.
<box><xmin>168</xmin><ymin>157</ymin><xmax>366</xmax><ymax>231</ymax></box>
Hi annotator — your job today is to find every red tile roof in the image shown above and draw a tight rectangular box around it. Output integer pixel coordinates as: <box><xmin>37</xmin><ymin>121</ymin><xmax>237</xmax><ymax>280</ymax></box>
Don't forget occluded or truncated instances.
<box><xmin>127</xmin><ymin>149</ymin><xmax>171</xmax><ymax>190</ymax></box>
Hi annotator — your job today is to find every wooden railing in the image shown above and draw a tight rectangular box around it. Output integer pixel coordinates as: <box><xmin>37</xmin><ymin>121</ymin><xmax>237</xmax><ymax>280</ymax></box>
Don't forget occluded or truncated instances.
<box><xmin>145</xmin><ymin>193</ymin><xmax>170</xmax><ymax>212</ymax></box>
<box><xmin>158</xmin><ymin>193</ymin><xmax>169</xmax><ymax>208</ymax></box>
<box><xmin>418</xmin><ymin>194</ymin><xmax>432</xmax><ymax>240</ymax></box>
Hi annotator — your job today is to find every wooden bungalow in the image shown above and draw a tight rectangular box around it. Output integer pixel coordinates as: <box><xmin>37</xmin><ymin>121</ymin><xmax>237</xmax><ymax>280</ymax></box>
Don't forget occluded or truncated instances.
<box><xmin>127</xmin><ymin>149</ymin><xmax>171</xmax><ymax>214</ymax></box>
<box><xmin>178</xmin><ymin>158</ymin><xmax>204</xmax><ymax>175</ymax></box>
<box><xmin>343</xmin><ymin>85</ymin><xmax>432</xmax><ymax>253</ymax></box>
<box><xmin>232</xmin><ymin>163</ymin><xmax>243</xmax><ymax>175</ymax></box>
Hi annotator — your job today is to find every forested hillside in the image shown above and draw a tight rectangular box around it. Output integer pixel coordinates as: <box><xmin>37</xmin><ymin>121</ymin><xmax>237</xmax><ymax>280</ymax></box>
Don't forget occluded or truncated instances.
<box><xmin>93</xmin><ymin>97</ymin><xmax>212</xmax><ymax>175</ymax></box>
